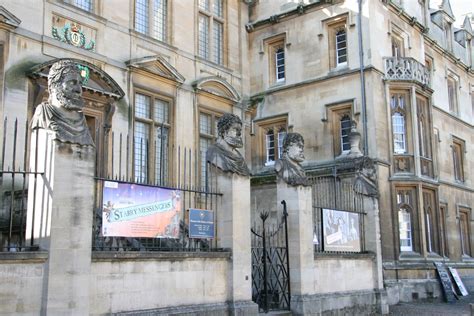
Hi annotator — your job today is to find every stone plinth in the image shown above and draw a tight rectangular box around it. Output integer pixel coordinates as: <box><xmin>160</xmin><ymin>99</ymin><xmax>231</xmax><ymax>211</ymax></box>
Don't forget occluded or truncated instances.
<box><xmin>276</xmin><ymin>180</ymin><xmax>315</xmax><ymax>311</ymax></box>
<box><xmin>213</xmin><ymin>167</ymin><xmax>258</xmax><ymax>315</ymax></box>
<box><xmin>26</xmin><ymin>129</ymin><xmax>95</xmax><ymax>315</ymax></box>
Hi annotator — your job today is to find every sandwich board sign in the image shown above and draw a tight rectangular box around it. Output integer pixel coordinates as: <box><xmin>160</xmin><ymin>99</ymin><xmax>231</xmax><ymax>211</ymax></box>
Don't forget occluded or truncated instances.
<box><xmin>448</xmin><ymin>267</ymin><xmax>469</xmax><ymax>296</ymax></box>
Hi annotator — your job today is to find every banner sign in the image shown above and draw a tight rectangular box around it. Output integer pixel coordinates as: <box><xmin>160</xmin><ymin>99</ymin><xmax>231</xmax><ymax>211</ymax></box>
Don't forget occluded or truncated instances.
<box><xmin>449</xmin><ymin>267</ymin><xmax>469</xmax><ymax>296</ymax></box>
<box><xmin>102</xmin><ymin>181</ymin><xmax>182</xmax><ymax>238</ymax></box>
<box><xmin>322</xmin><ymin>208</ymin><xmax>361</xmax><ymax>252</ymax></box>
<box><xmin>434</xmin><ymin>262</ymin><xmax>456</xmax><ymax>303</ymax></box>
<box><xmin>189</xmin><ymin>209</ymin><xmax>215</xmax><ymax>239</ymax></box>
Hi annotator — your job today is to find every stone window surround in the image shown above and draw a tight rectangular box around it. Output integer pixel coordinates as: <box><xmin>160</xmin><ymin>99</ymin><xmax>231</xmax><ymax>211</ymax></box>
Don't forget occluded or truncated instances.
<box><xmin>132</xmin><ymin>88</ymin><xmax>174</xmax><ymax>184</ymax></box>
<box><xmin>252</xmin><ymin>115</ymin><xmax>288</xmax><ymax>168</ymax></box>
<box><xmin>446</xmin><ymin>71</ymin><xmax>459</xmax><ymax>115</ymax></box>
<box><xmin>133</xmin><ymin>0</ymin><xmax>169</xmax><ymax>43</ymax></box>
<box><xmin>62</xmin><ymin>0</ymin><xmax>100</xmax><ymax>14</ymax></box>
<box><xmin>262</xmin><ymin>33</ymin><xmax>287</xmax><ymax>86</ymax></box>
<box><xmin>327</xmin><ymin>17</ymin><xmax>348</xmax><ymax>70</ymax></box>
<box><xmin>198</xmin><ymin>107</ymin><xmax>223</xmax><ymax>187</ymax></box>
<box><xmin>451</xmin><ymin>135</ymin><xmax>465</xmax><ymax>183</ymax></box>
<box><xmin>457</xmin><ymin>205</ymin><xmax>473</xmax><ymax>258</ymax></box>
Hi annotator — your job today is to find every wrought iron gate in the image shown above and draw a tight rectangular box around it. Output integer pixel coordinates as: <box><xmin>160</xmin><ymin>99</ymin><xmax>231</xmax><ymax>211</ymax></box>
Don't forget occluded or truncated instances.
<box><xmin>251</xmin><ymin>201</ymin><xmax>290</xmax><ymax>313</ymax></box>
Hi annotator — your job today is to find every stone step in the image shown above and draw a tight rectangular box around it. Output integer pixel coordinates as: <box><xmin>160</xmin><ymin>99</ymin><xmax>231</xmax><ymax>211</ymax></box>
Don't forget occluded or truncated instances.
<box><xmin>258</xmin><ymin>311</ymin><xmax>292</xmax><ymax>316</ymax></box>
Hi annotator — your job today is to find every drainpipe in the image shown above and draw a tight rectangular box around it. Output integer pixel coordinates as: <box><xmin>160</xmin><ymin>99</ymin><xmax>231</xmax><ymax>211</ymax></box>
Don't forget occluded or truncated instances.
<box><xmin>358</xmin><ymin>0</ymin><xmax>368</xmax><ymax>156</ymax></box>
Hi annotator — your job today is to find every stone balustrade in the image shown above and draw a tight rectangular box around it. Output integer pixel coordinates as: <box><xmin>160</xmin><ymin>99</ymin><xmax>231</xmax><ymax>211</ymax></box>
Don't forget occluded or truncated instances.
<box><xmin>384</xmin><ymin>57</ymin><xmax>431</xmax><ymax>87</ymax></box>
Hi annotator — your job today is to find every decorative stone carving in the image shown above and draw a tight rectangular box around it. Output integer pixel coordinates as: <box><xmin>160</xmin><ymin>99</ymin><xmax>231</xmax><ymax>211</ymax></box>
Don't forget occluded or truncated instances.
<box><xmin>384</xmin><ymin>57</ymin><xmax>430</xmax><ymax>86</ymax></box>
<box><xmin>336</xmin><ymin>120</ymin><xmax>363</xmax><ymax>160</ymax></box>
<box><xmin>274</xmin><ymin>132</ymin><xmax>309</xmax><ymax>186</ymax></box>
<box><xmin>354</xmin><ymin>158</ymin><xmax>378</xmax><ymax>197</ymax></box>
<box><xmin>31</xmin><ymin>60</ymin><xmax>94</xmax><ymax>146</ymax></box>
<box><xmin>206</xmin><ymin>113</ymin><xmax>250</xmax><ymax>176</ymax></box>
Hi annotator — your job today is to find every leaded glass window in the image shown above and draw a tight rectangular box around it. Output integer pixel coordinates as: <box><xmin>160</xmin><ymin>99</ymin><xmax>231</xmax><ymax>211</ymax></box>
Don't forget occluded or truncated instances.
<box><xmin>198</xmin><ymin>0</ymin><xmax>225</xmax><ymax>65</ymax></box>
<box><xmin>135</xmin><ymin>0</ymin><xmax>168</xmax><ymax>42</ymax></box>
<box><xmin>134</xmin><ymin>92</ymin><xmax>171</xmax><ymax>184</ymax></box>
<box><xmin>336</xmin><ymin>28</ymin><xmax>347</xmax><ymax>66</ymax></box>
<box><xmin>275</xmin><ymin>47</ymin><xmax>285</xmax><ymax>82</ymax></box>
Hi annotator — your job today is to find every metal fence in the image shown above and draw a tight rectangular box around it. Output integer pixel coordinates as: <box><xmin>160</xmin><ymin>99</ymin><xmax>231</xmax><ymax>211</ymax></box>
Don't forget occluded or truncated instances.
<box><xmin>0</xmin><ymin>118</ymin><xmax>42</xmax><ymax>251</ymax></box>
<box><xmin>310</xmin><ymin>172</ymin><xmax>366</xmax><ymax>254</ymax></box>
<box><xmin>92</xmin><ymin>131</ymin><xmax>224</xmax><ymax>252</ymax></box>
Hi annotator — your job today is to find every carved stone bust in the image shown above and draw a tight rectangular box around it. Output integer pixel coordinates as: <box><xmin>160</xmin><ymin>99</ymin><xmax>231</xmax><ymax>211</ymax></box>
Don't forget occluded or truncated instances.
<box><xmin>206</xmin><ymin>113</ymin><xmax>250</xmax><ymax>176</ymax></box>
<box><xmin>31</xmin><ymin>60</ymin><xmax>94</xmax><ymax>146</ymax></box>
<box><xmin>275</xmin><ymin>132</ymin><xmax>309</xmax><ymax>186</ymax></box>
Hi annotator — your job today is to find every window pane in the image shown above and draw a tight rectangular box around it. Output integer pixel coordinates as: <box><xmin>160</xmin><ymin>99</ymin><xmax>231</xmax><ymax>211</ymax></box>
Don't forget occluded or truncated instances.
<box><xmin>135</xmin><ymin>93</ymin><xmax>151</xmax><ymax>119</ymax></box>
<box><xmin>340</xmin><ymin>115</ymin><xmax>351</xmax><ymax>152</ymax></box>
<box><xmin>73</xmin><ymin>0</ymin><xmax>93</xmax><ymax>11</ymax></box>
<box><xmin>276</xmin><ymin>48</ymin><xmax>285</xmax><ymax>81</ymax></box>
<box><xmin>135</xmin><ymin>0</ymin><xmax>149</xmax><ymax>35</ymax></box>
<box><xmin>266</xmin><ymin>130</ymin><xmax>275</xmax><ymax>163</ymax></box>
<box><xmin>198</xmin><ymin>15</ymin><xmax>209</xmax><ymax>59</ymax></box>
<box><xmin>213</xmin><ymin>21</ymin><xmax>223</xmax><ymax>64</ymax></box>
<box><xmin>154</xmin><ymin>99</ymin><xmax>169</xmax><ymax>123</ymax></box>
<box><xmin>154</xmin><ymin>126</ymin><xmax>169</xmax><ymax>183</ymax></box>
<box><xmin>336</xmin><ymin>29</ymin><xmax>347</xmax><ymax>65</ymax></box>
<box><xmin>200</xmin><ymin>113</ymin><xmax>212</xmax><ymax>135</ymax></box>
<box><xmin>399</xmin><ymin>209</ymin><xmax>413</xmax><ymax>251</ymax></box>
<box><xmin>199</xmin><ymin>0</ymin><xmax>209</xmax><ymax>11</ymax></box>
<box><xmin>277</xmin><ymin>129</ymin><xmax>286</xmax><ymax>159</ymax></box>
<box><xmin>214</xmin><ymin>0</ymin><xmax>223</xmax><ymax>17</ymax></box>
<box><xmin>392</xmin><ymin>113</ymin><xmax>406</xmax><ymax>153</ymax></box>
<box><xmin>134</xmin><ymin>122</ymin><xmax>150</xmax><ymax>183</ymax></box>
<box><xmin>152</xmin><ymin>0</ymin><xmax>167</xmax><ymax>41</ymax></box>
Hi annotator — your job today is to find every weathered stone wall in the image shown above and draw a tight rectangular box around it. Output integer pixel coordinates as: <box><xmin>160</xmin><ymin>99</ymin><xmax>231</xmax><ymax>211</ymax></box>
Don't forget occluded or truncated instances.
<box><xmin>0</xmin><ymin>254</ymin><xmax>47</xmax><ymax>315</ymax></box>
<box><xmin>89</xmin><ymin>254</ymin><xmax>231</xmax><ymax>315</ymax></box>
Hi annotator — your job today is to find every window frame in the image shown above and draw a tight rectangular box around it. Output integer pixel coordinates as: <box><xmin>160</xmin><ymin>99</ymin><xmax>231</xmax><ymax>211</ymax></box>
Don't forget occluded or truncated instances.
<box><xmin>329</xmin><ymin>103</ymin><xmax>352</xmax><ymax>158</ymax></box>
<box><xmin>452</xmin><ymin>137</ymin><xmax>465</xmax><ymax>183</ymax></box>
<box><xmin>390</xmin><ymin>92</ymin><xmax>411</xmax><ymax>155</ymax></box>
<box><xmin>395</xmin><ymin>187</ymin><xmax>420</xmax><ymax>254</ymax></box>
<box><xmin>422</xmin><ymin>188</ymin><xmax>439</xmax><ymax>255</ymax></box>
<box><xmin>328</xmin><ymin>19</ymin><xmax>348</xmax><ymax>69</ymax></box>
<box><xmin>439</xmin><ymin>203</ymin><xmax>449</xmax><ymax>258</ymax></box>
<box><xmin>447</xmin><ymin>76</ymin><xmax>459</xmax><ymax>114</ymax></box>
<box><xmin>266</xmin><ymin>36</ymin><xmax>286</xmax><ymax>85</ymax></box>
<box><xmin>133</xmin><ymin>90</ymin><xmax>173</xmax><ymax>185</ymax></box>
<box><xmin>459</xmin><ymin>208</ymin><xmax>472</xmax><ymax>257</ymax></box>
<box><xmin>198</xmin><ymin>108</ymin><xmax>222</xmax><ymax>188</ymax></box>
<box><xmin>198</xmin><ymin>0</ymin><xmax>226</xmax><ymax>65</ymax></box>
<box><xmin>64</xmin><ymin>0</ymin><xmax>96</xmax><ymax>12</ymax></box>
<box><xmin>134</xmin><ymin>0</ymin><xmax>169</xmax><ymax>42</ymax></box>
<box><xmin>262</xmin><ymin>124</ymin><xmax>287</xmax><ymax>166</ymax></box>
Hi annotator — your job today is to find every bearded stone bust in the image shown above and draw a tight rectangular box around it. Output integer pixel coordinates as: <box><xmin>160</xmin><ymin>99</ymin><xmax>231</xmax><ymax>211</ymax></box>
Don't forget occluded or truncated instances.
<box><xmin>275</xmin><ymin>132</ymin><xmax>309</xmax><ymax>186</ymax></box>
<box><xmin>206</xmin><ymin>113</ymin><xmax>250</xmax><ymax>176</ymax></box>
<box><xmin>31</xmin><ymin>60</ymin><xmax>94</xmax><ymax>146</ymax></box>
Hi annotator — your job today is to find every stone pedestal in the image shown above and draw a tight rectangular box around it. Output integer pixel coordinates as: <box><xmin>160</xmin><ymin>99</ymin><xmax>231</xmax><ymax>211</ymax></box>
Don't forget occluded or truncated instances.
<box><xmin>276</xmin><ymin>180</ymin><xmax>315</xmax><ymax>313</ymax></box>
<box><xmin>26</xmin><ymin>129</ymin><xmax>95</xmax><ymax>315</ymax></box>
<box><xmin>214</xmin><ymin>167</ymin><xmax>258</xmax><ymax>315</ymax></box>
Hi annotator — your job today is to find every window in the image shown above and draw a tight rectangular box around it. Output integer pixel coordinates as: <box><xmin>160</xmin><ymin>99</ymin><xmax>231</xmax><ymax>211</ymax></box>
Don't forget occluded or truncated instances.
<box><xmin>459</xmin><ymin>209</ymin><xmax>471</xmax><ymax>257</ymax></box>
<box><xmin>391</xmin><ymin>35</ymin><xmax>404</xmax><ymax>58</ymax></box>
<box><xmin>439</xmin><ymin>204</ymin><xmax>449</xmax><ymax>257</ymax></box>
<box><xmin>447</xmin><ymin>76</ymin><xmax>458</xmax><ymax>114</ymax></box>
<box><xmin>264</xmin><ymin>125</ymin><xmax>286</xmax><ymax>166</ymax></box>
<box><xmin>397</xmin><ymin>188</ymin><xmax>417</xmax><ymax>252</ymax></box>
<box><xmin>275</xmin><ymin>47</ymin><xmax>285</xmax><ymax>82</ymax></box>
<box><xmin>340</xmin><ymin>114</ymin><xmax>351</xmax><ymax>153</ymax></box>
<box><xmin>416</xmin><ymin>97</ymin><xmax>431</xmax><ymax>159</ymax></box>
<box><xmin>391</xmin><ymin>93</ymin><xmax>408</xmax><ymax>154</ymax></box>
<box><xmin>134</xmin><ymin>92</ymin><xmax>171</xmax><ymax>184</ymax></box>
<box><xmin>329</xmin><ymin>104</ymin><xmax>352</xmax><ymax>157</ymax></box>
<box><xmin>328</xmin><ymin>20</ymin><xmax>348</xmax><ymax>68</ymax></box>
<box><xmin>134</xmin><ymin>0</ymin><xmax>168</xmax><ymax>42</ymax></box>
<box><xmin>444</xmin><ymin>22</ymin><xmax>453</xmax><ymax>52</ymax></box>
<box><xmin>452</xmin><ymin>138</ymin><xmax>465</xmax><ymax>182</ymax></box>
<box><xmin>199</xmin><ymin>111</ymin><xmax>220</xmax><ymax>188</ymax></box>
<box><xmin>198</xmin><ymin>0</ymin><xmax>225</xmax><ymax>65</ymax></box>
<box><xmin>423</xmin><ymin>189</ymin><xmax>438</xmax><ymax>254</ymax></box>
<box><xmin>65</xmin><ymin>0</ymin><xmax>93</xmax><ymax>11</ymax></box>
<box><xmin>266</xmin><ymin>37</ymin><xmax>286</xmax><ymax>85</ymax></box>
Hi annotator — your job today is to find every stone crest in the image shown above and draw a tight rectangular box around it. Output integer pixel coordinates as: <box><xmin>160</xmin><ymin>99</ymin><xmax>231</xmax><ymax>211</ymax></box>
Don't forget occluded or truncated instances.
<box><xmin>274</xmin><ymin>132</ymin><xmax>309</xmax><ymax>186</ymax></box>
<box><xmin>206</xmin><ymin>113</ymin><xmax>250</xmax><ymax>176</ymax></box>
<box><xmin>31</xmin><ymin>60</ymin><xmax>94</xmax><ymax>146</ymax></box>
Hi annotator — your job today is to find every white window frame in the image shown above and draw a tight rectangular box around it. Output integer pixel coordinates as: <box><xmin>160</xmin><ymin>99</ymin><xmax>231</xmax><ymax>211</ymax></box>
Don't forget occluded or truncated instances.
<box><xmin>399</xmin><ymin>207</ymin><xmax>413</xmax><ymax>252</ymax></box>
<box><xmin>275</xmin><ymin>47</ymin><xmax>285</xmax><ymax>82</ymax></box>
<box><xmin>335</xmin><ymin>27</ymin><xmax>347</xmax><ymax>67</ymax></box>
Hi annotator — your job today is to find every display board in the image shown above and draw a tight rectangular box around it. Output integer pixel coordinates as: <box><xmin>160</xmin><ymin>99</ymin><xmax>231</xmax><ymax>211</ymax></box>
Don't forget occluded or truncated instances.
<box><xmin>434</xmin><ymin>262</ymin><xmax>456</xmax><ymax>303</ymax></box>
<box><xmin>189</xmin><ymin>208</ymin><xmax>215</xmax><ymax>238</ymax></box>
<box><xmin>322</xmin><ymin>208</ymin><xmax>361</xmax><ymax>252</ymax></box>
<box><xmin>448</xmin><ymin>267</ymin><xmax>469</xmax><ymax>296</ymax></box>
<box><xmin>102</xmin><ymin>181</ymin><xmax>182</xmax><ymax>238</ymax></box>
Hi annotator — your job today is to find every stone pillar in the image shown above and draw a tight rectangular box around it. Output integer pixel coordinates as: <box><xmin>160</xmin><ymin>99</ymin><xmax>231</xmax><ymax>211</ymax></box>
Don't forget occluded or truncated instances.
<box><xmin>214</xmin><ymin>167</ymin><xmax>258</xmax><ymax>315</ymax></box>
<box><xmin>276</xmin><ymin>180</ymin><xmax>315</xmax><ymax>314</ymax></box>
<box><xmin>26</xmin><ymin>129</ymin><xmax>95</xmax><ymax>315</ymax></box>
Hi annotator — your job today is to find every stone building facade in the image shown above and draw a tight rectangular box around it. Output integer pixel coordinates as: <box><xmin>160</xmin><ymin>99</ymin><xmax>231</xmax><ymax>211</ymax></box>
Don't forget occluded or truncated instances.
<box><xmin>0</xmin><ymin>0</ymin><xmax>472</xmax><ymax>315</ymax></box>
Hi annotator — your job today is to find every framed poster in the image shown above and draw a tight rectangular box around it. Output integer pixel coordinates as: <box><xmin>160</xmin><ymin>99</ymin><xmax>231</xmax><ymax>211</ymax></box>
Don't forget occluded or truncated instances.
<box><xmin>189</xmin><ymin>209</ymin><xmax>215</xmax><ymax>239</ymax></box>
<box><xmin>322</xmin><ymin>208</ymin><xmax>361</xmax><ymax>252</ymax></box>
<box><xmin>102</xmin><ymin>181</ymin><xmax>182</xmax><ymax>238</ymax></box>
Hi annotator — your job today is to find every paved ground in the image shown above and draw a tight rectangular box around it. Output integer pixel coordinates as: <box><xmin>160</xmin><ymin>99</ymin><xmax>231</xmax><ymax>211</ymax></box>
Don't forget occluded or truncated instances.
<box><xmin>389</xmin><ymin>296</ymin><xmax>474</xmax><ymax>315</ymax></box>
